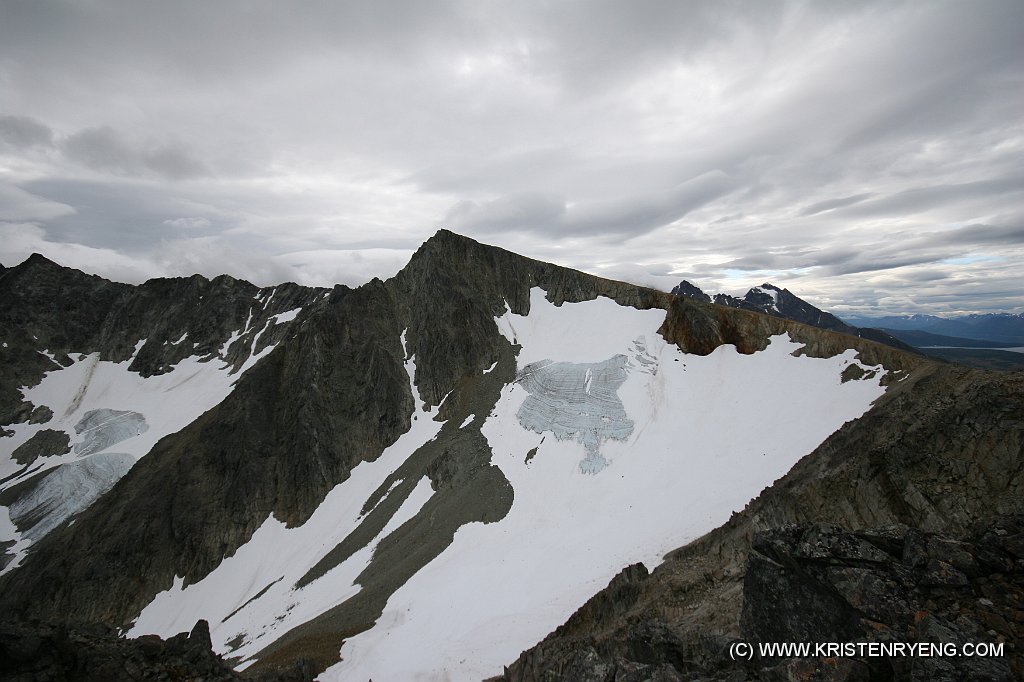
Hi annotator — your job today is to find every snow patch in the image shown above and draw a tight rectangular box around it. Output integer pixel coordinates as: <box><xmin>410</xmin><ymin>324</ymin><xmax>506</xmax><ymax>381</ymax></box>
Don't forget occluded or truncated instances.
<box><xmin>270</xmin><ymin>307</ymin><xmax>302</xmax><ymax>325</ymax></box>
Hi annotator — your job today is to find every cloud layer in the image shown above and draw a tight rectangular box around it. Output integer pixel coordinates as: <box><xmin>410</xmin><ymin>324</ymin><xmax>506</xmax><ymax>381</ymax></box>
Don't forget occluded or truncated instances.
<box><xmin>1</xmin><ymin>0</ymin><xmax>1022</xmax><ymax>315</ymax></box>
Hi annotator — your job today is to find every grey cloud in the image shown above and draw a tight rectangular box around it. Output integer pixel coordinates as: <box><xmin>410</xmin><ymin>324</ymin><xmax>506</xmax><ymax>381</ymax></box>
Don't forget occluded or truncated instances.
<box><xmin>449</xmin><ymin>170</ymin><xmax>737</xmax><ymax>239</ymax></box>
<box><xmin>61</xmin><ymin>127</ymin><xmax>207</xmax><ymax>180</ymax></box>
<box><xmin>162</xmin><ymin>217</ymin><xmax>211</xmax><ymax>230</ymax></box>
<box><xmin>0</xmin><ymin>115</ymin><xmax>54</xmax><ymax>148</ymax></box>
<box><xmin>445</xmin><ymin>192</ymin><xmax>566</xmax><ymax>234</ymax></box>
<box><xmin>1</xmin><ymin>1</ymin><xmax>1022</xmax><ymax>314</ymax></box>
<box><xmin>943</xmin><ymin>223</ymin><xmax>1024</xmax><ymax>246</ymax></box>
<box><xmin>800</xmin><ymin>193</ymin><xmax>873</xmax><ymax>216</ymax></box>
<box><xmin>565</xmin><ymin>171</ymin><xmax>737</xmax><ymax>236</ymax></box>
<box><xmin>837</xmin><ymin>177</ymin><xmax>1024</xmax><ymax>219</ymax></box>
<box><xmin>22</xmin><ymin>178</ymin><xmax>226</xmax><ymax>251</ymax></box>
<box><xmin>0</xmin><ymin>183</ymin><xmax>75</xmax><ymax>221</ymax></box>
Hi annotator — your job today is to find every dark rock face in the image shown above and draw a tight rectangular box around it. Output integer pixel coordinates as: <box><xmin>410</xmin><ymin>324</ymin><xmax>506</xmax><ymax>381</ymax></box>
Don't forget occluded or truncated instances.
<box><xmin>502</xmin><ymin>519</ymin><xmax>1022</xmax><ymax>681</ymax></box>
<box><xmin>0</xmin><ymin>253</ymin><xmax>328</xmax><ymax>429</ymax></box>
<box><xmin>10</xmin><ymin>429</ymin><xmax>70</xmax><ymax>466</ymax></box>
<box><xmin>0</xmin><ymin>281</ymin><xmax>412</xmax><ymax>627</ymax></box>
<box><xmin>740</xmin><ymin>520</ymin><xmax>1021</xmax><ymax>681</ymax></box>
<box><xmin>0</xmin><ymin>619</ymin><xmax>260</xmax><ymax>682</ymax></box>
<box><xmin>669</xmin><ymin>280</ymin><xmax>710</xmax><ymax>303</ymax></box>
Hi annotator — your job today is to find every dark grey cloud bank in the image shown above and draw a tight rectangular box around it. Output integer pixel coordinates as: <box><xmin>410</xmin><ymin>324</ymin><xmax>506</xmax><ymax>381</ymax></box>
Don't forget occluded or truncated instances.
<box><xmin>1</xmin><ymin>0</ymin><xmax>1022</xmax><ymax>314</ymax></box>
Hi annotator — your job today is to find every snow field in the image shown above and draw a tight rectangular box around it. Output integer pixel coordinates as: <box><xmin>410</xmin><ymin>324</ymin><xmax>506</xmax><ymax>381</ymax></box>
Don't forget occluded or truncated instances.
<box><xmin>324</xmin><ymin>288</ymin><xmax>887</xmax><ymax>681</ymax></box>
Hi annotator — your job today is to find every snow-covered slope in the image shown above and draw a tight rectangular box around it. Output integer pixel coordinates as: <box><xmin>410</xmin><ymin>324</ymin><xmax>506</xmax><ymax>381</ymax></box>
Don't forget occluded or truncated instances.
<box><xmin>0</xmin><ymin>310</ymin><xmax>296</xmax><ymax>574</ymax></box>
<box><xmin>127</xmin><ymin>287</ymin><xmax>888</xmax><ymax>681</ymax></box>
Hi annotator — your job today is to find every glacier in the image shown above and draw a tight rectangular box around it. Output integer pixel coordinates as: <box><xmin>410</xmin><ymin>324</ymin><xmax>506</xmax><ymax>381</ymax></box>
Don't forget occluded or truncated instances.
<box><xmin>8</xmin><ymin>452</ymin><xmax>135</xmax><ymax>542</ymax></box>
<box><xmin>121</xmin><ymin>286</ymin><xmax>889</xmax><ymax>682</ymax></box>
<box><xmin>516</xmin><ymin>356</ymin><xmax>633</xmax><ymax>473</ymax></box>
<box><xmin>322</xmin><ymin>288</ymin><xmax>888</xmax><ymax>681</ymax></box>
<box><xmin>0</xmin><ymin>321</ymin><xmax>286</xmax><ymax>572</ymax></box>
<box><xmin>72</xmin><ymin>409</ymin><xmax>149</xmax><ymax>457</ymax></box>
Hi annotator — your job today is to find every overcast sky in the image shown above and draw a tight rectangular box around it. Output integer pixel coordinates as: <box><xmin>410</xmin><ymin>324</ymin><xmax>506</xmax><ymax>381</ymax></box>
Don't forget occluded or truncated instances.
<box><xmin>1</xmin><ymin>1</ymin><xmax>1022</xmax><ymax>316</ymax></box>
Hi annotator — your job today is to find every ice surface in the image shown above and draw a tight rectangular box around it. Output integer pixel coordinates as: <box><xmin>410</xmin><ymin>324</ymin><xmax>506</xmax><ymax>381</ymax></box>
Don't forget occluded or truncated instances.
<box><xmin>2</xmin><ymin>452</ymin><xmax>135</xmax><ymax>572</ymax></box>
<box><xmin>516</xmin><ymin>356</ymin><xmax>633</xmax><ymax>473</ymax></box>
<box><xmin>72</xmin><ymin>409</ymin><xmax>148</xmax><ymax>457</ymax></box>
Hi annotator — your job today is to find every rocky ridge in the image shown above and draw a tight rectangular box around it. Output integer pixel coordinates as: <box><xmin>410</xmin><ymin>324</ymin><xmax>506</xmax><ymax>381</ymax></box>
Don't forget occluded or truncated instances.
<box><xmin>671</xmin><ymin>280</ymin><xmax>918</xmax><ymax>355</ymax></box>
<box><xmin>0</xmin><ymin>619</ymin><xmax>317</xmax><ymax>682</ymax></box>
<box><xmin>0</xmin><ymin>253</ymin><xmax>328</xmax><ymax>431</ymax></box>
<box><xmin>0</xmin><ymin>231</ymin><xmax>953</xmax><ymax>678</ymax></box>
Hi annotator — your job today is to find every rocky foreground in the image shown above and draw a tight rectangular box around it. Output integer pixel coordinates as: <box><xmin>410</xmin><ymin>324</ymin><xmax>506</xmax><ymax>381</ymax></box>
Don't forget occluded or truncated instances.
<box><xmin>499</xmin><ymin>516</ymin><xmax>1023</xmax><ymax>682</ymax></box>
<box><xmin>0</xmin><ymin>619</ymin><xmax>317</xmax><ymax>682</ymax></box>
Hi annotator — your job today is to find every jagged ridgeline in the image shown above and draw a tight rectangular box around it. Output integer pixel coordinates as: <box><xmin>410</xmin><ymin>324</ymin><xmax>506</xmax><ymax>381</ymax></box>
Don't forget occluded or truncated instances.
<box><xmin>1</xmin><ymin>230</ymin><xmax>1017</xmax><ymax>681</ymax></box>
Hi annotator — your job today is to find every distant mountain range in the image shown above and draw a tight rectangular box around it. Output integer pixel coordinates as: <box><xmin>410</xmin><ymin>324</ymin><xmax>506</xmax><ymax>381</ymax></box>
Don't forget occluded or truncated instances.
<box><xmin>876</xmin><ymin>328</ymin><xmax>1020</xmax><ymax>349</ymax></box>
<box><xmin>670</xmin><ymin>281</ymin><xmax>919</xmax><ymax>354</ymax></box>
<box><xmin>842</xmin><ymin>312</ymin><xmax>1024</xmax><ymax>345</ymax></box>
<box><xmin>672</xmin><ymin>281</ymin><xmax>1024</xmax><ymax>371</ymax></box>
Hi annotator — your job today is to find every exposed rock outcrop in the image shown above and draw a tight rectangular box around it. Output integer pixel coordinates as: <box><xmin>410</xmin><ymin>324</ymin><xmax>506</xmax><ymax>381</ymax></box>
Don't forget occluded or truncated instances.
<box><xmin>672</xmin><ymin>280</ymin><xmax>918</xmax><ymax>355</ymax></box>
<box><xmin>0</xmin><ymin>619</ymin><xmax>261</xmax><ymax>682</ymax></box>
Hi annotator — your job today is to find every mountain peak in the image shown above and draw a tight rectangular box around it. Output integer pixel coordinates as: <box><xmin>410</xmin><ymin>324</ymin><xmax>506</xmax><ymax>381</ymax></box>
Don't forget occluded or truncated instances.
<box><xmin>670</xmin><ymin>280</ymin><xmax>711</xmax><ymax>303</ymax></box>
<box><xmin>21</xmin><ymin>252</ymin><xmax>60</xmax><ymax>269</ymax></box>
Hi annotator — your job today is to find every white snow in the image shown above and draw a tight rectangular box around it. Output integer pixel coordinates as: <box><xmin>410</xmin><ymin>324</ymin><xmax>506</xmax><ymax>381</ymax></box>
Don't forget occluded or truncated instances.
<box><xmin>0</xmin><ymin>330</ymin><xmax>279</xmax><ymax>557</ymax></box>
<box><xmin>171</xmin><ymin>332</ymin><xmax>189</xmax><ymax>345</ymax></box>
<box><xmin>324</xmin><ymin>288</ymin><xmax>887</xmax><ymax>682</ymax></box>
<box><xmin>459</xmin><ymin>414</ymin><xmax>474</xmax><ymax>429</ymax></box>
<box><xmin>483</xmin><ymin>361</ymin><xmax>498</xmax><ymax>374</ymax></box>
<box><xmin>752</xmin><ymin>285</ymin><xmax>779</xmax><ymax>310</ymax></box>
<box><xmin>129</xmin><ymin>331</ymin><xmax>444</xmax><ymax>668</ymax></box>
<box><xmin>2</xmin><ymin>352</ymin><xmax>245</xmax><ymax>474</ymax></box>
<box><xmin>269</xmin><ymin>307</ymin><xmax>302</xmax><ymax>325</ymax></box>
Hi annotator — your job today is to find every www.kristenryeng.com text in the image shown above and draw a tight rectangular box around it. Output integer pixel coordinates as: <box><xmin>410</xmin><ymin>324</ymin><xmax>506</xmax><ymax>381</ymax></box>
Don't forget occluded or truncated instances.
<box><xmin>728</xmin><ymin>640</ymin><xmax>1005</xmax><ymax>661</ymax></box>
